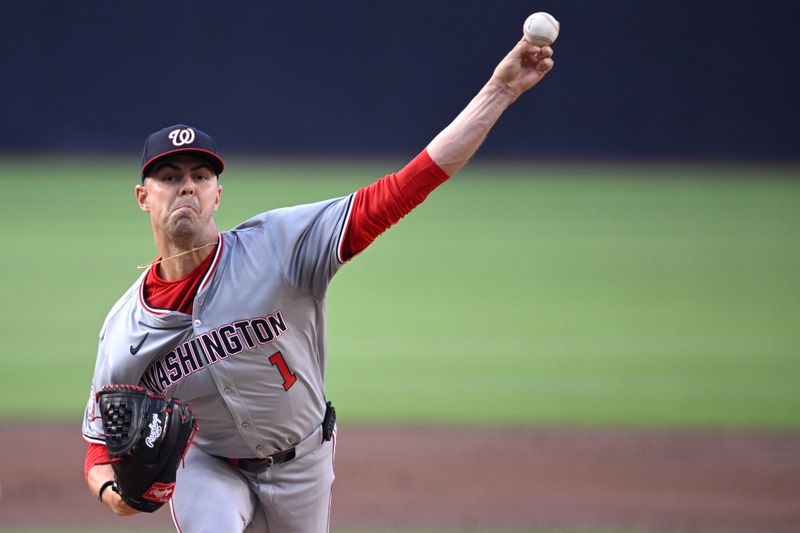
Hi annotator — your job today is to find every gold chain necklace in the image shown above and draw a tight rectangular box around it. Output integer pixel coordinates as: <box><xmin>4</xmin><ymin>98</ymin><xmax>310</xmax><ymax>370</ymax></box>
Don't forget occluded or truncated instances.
<box><xmin>137</xmin><ymin>241</ymin><xmax>218</xmax><ymax>270</ymax></box>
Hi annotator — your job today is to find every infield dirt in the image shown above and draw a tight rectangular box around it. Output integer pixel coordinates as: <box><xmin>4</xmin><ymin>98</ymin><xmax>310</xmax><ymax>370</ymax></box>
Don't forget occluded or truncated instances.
<box><xmin>1</xmin><ymin>423</ymin><xmax>798</xmax><ymax>532</ymax></box>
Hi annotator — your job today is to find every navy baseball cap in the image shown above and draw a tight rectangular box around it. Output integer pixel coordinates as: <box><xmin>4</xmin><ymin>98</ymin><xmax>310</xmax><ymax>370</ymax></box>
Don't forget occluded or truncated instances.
<box><xmin>140</xmin><ymin>124</ymin><xmax>225</xmax><ymax>180</ymax></box>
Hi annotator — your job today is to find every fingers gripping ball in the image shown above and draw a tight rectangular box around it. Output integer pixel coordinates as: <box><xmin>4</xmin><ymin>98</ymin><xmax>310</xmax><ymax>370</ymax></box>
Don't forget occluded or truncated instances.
<box><xmin>98</xmin><ymin>385</ymin><xmax>198</xmax><ymax>513</ymax></box>
<box><xmin>523</xmin><ymin>12</ymin><xmax>560</xmax><ymax>46</ymax></box>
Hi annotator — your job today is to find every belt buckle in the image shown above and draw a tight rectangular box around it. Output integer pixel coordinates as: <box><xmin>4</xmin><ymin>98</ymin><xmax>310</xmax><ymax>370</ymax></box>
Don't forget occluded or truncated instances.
<box><xmin>264</xmin><ymin>456</ymin><xmax>274</xmax><ymax>468</ymax></box>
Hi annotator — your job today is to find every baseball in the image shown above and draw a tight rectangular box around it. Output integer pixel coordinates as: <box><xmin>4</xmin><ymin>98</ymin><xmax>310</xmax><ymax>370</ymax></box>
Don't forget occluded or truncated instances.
<box><xmin>523</xmin><ymin>12</ymin><xmax>560</xmax><ymax>47</ymax></box>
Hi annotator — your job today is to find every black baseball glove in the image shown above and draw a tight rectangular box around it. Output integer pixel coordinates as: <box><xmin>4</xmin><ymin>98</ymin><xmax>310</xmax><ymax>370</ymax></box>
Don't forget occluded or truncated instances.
<box><xmin>97</xmin><ymin>384</ymin><xmax>197</xmax><ymax>513</ymax></box>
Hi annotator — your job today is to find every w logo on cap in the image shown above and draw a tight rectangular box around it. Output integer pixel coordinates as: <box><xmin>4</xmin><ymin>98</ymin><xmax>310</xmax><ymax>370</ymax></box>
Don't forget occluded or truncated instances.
<box><xmin>141</xmin><ymin>124</ymin><xmax>225</xmax><ymax>180</ymax></box>
<box><xmin>168</xmin><ymin>128</ymin><xmax>196</xmax><ymax>146</ymax></box>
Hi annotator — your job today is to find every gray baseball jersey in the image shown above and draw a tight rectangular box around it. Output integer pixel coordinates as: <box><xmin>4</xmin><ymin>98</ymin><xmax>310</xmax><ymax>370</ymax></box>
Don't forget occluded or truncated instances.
<box><xmin>82</xmin><ymin>194</ymin><xmax>353</xmax><ymax>459</ymax></box>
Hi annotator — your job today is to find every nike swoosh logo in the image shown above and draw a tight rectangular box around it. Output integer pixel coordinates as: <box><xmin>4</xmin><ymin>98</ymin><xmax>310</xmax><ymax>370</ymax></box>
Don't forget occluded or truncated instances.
<box><xmin>130</xmin><ymin>332</ymin><xmax>149</xmax><ymax>355</ymax></box>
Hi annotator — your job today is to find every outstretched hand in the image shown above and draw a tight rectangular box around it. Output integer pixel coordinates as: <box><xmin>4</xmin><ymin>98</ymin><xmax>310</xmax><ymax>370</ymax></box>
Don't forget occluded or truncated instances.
<box><xmin>491</xmin><ymin>39</ymin><xmax>555</xmax><ymax>100</ymax></box>
<box><xmin>425</xmin><ymin>33</ymin><xmax>558</xmax><ymax>176</ymax></box>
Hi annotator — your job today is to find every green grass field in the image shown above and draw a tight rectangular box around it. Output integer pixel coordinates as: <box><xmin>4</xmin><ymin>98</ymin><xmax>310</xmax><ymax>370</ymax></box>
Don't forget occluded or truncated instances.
<box><xmin>0</xmin><ymin>157</ymin><xmax>798</xmax><ymax>428</ymax></box>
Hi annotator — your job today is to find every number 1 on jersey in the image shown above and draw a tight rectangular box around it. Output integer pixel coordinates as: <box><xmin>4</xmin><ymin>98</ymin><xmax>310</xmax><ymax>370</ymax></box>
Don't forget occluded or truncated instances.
<box><xmin>269</xmin><ymin>351</ymin><xmax>297</xmax><ymax>391</ymax></box>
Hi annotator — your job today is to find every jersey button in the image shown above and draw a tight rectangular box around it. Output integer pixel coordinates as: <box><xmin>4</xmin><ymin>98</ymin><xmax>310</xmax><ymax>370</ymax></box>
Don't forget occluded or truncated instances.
<box><xmin>241</xmin><ymin>422</ymin><xmax>250</xmax><ymax>430</ymax></box>
<box><xmin>194</xmin><ymin>319</ymin><xmax>201</xmax><ymax>327</ymax></box>
<box><xmin>224</xmin><ymin>387</ymin><xmax>232</xmax><ymax>395</ymax></box>
<box><xmin>256</xmin><ymin>445</ymin><xmax>264</xmax><ymax>453</ymax></box>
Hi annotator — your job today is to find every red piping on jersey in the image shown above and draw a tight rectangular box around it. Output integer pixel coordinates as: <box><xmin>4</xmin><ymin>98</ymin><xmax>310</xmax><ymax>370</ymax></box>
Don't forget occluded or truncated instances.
<box><xmin>198</xmin><ymin>233</ymin><xmax>224</xmax><ymax>292</ymax></box>
<box><xmin>170</xmin><ymin>499</ymin><xmax>183</xmax><ymax>533</ymax></box>
<box><xmin>339</xmin><ymin>149</ymin><xmax>450</xmax><ymax>261</ymax></box>
<box><xmin>139</xmin><ymin>276</ymin><xmax>170</xmax><ymax>315</ymax></box>
<box><xmin>82</xmin><ymin>433</ymin><xmax>106</xmax><ymax>445</ymax></box>
<box><xmin>139</xmin><ymin>236</ymin><xmax>223</xmax><ymax>315</ymax></box>
<box><xmin>336</xmin><ymin>195</ymin><xmax>356</xmax><ymax>264</ymax></box>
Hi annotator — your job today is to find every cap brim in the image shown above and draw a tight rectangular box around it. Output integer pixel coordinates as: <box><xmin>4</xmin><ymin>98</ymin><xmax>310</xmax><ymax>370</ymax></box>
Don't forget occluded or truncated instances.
<box><xmin>141</xmin><ymin>148</ymin><xmax>225</xmax><ymax>179</ymax></box>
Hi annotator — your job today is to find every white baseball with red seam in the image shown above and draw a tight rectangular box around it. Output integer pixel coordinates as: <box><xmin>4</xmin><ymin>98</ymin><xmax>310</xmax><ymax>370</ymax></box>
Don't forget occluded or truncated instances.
<box><xmin>523</xmin><ymin>12</ymin><xmax>559</xmax><ymax>46</ymax></box>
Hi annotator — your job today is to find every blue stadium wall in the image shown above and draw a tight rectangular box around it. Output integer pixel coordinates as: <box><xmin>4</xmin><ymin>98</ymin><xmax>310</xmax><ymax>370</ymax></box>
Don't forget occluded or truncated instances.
<box><xmin>2</xmin><ymin>0</ymin><xmax>798</xmax><ymax>160</ymax></box>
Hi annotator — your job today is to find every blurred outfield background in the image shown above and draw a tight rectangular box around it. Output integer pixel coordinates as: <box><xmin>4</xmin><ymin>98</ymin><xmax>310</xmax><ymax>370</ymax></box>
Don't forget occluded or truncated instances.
<box><xmin>0</xmin><ymin>158</ymin><xmax>797</xmax><ymax>428</ymax></box>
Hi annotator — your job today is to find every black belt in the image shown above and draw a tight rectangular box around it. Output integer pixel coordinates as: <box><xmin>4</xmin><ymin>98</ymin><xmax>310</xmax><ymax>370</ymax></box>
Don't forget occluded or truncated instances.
<box><xmin>221</xmin><ymin>448</ymin><xmax>296</xmax><ymax>472</ymax></box>
<box><xmin>215</xmin><ymin>402</ymin><xmax>336</xmax><ymax>474</ymax></box>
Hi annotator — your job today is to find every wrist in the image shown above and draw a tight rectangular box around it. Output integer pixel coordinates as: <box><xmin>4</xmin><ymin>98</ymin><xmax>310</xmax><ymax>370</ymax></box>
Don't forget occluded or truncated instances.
<box><xmin>98</xmin><ymin>479</ymin><xmax>118</xmax><ymax>503</ymax></box>
<box><xmin>485</xmin><ymin>77</ymin><xmax>520</xmax><ymax>104</ymax></box>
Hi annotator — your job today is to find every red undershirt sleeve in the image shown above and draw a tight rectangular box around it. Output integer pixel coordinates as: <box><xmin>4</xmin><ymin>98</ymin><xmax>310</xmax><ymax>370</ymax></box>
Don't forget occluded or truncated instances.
<box><xmin>340</xmin><ymin>149</ymin><xmax>450</xmax><ymax>261</ymax></box>
<box><xmin>84</xmin><ymin>442</ymin><xmax>113</xmax><ymax>479</ymax></box>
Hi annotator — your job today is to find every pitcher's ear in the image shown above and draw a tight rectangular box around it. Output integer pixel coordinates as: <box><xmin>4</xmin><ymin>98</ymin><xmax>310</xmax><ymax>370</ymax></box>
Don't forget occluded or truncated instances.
<box><xmin>135</xmin><ymin>184</ymin><xmax>149</xmax><ymax>212</ymax></box>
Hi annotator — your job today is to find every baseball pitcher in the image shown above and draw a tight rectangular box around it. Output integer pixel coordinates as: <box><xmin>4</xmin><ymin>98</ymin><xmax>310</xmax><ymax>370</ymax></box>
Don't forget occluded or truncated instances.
<box><xmin>82</xmin><ymin>33</ymin><xmax>555</xmax><ymax>532</ymax></box>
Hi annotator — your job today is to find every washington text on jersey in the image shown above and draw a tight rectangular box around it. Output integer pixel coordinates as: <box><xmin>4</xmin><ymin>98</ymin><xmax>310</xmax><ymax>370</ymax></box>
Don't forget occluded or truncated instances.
<box><xmin>140</xmin><ymin>310</ymin><xmax>288</xmax><ymax>395</ymax></box>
